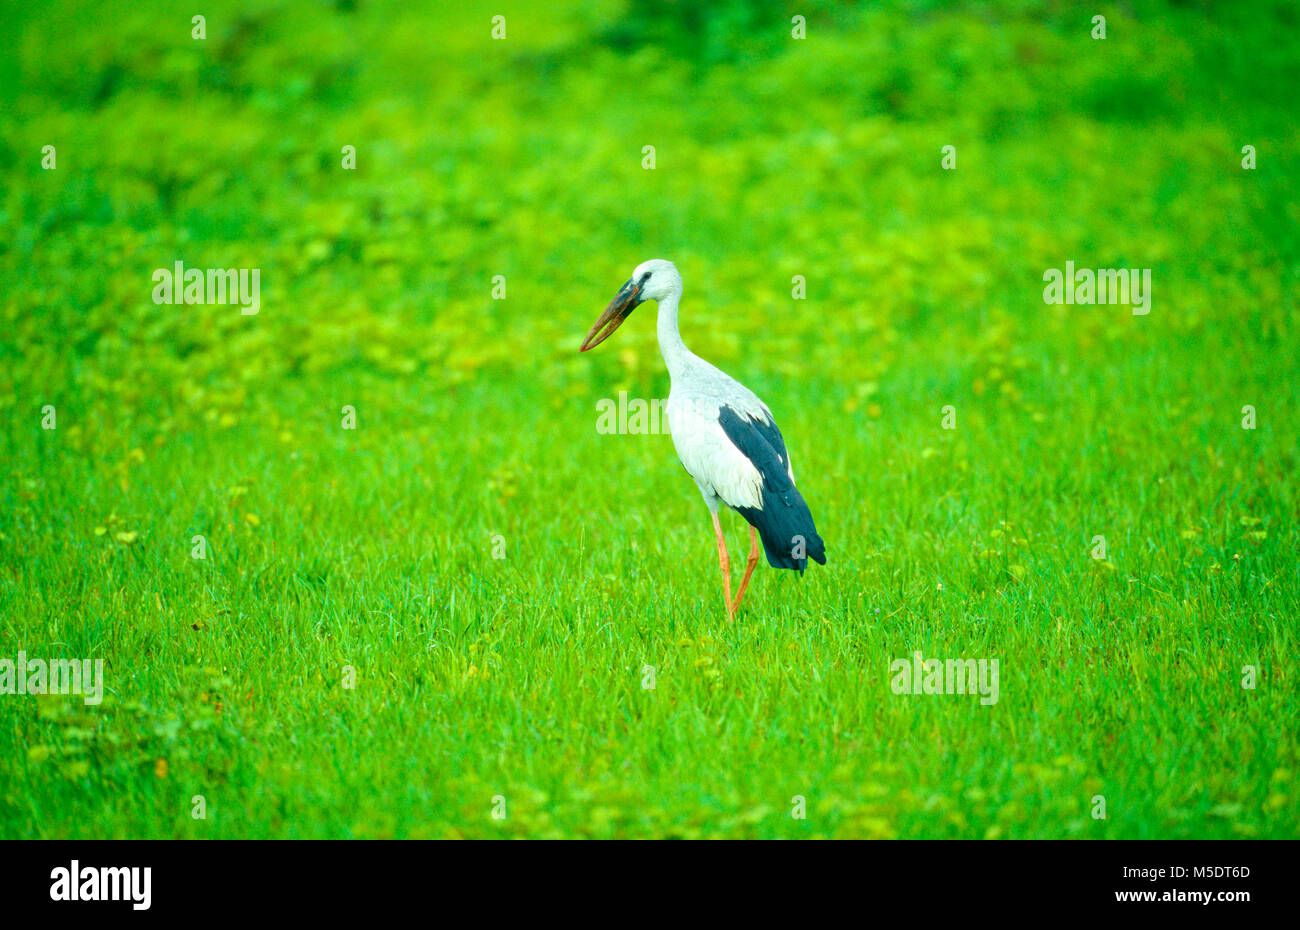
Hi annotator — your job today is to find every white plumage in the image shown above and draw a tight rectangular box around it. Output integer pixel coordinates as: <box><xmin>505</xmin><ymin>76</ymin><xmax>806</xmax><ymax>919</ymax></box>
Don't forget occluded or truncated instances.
<box><xmin>669</xmin><ymin>390</ymin><xmax>771</xmax><ymax>513</ymax></box>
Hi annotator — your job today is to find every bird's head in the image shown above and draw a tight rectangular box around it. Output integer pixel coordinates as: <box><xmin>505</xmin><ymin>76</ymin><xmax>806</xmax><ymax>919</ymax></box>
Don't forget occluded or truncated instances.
<box><xmin>580</xmin><ymin>259</ymin><xmax>680</xmax><ymax>352</ymax></box>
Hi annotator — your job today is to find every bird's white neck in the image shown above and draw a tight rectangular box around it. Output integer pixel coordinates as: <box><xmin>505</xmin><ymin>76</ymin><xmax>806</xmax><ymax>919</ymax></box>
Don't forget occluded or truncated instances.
<box><xmin>656</xmin><ymin>289</ymin><xmax>694</xmax><ymax>380</ymax></box>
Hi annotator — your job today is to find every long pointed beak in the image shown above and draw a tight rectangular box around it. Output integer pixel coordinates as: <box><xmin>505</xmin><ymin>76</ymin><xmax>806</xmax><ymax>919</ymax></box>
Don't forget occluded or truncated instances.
<box><xmin>580</xmin><ymin>279</ymin><xmax>641</xmax><ymax>352</ymax></box>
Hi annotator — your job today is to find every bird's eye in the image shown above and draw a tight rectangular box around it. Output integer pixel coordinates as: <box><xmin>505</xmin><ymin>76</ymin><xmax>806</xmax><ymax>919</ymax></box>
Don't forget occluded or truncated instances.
<box><xmin>639</xmin><ymin>272</ymin><xmax>651</xmax><ymax>286</ymax></box>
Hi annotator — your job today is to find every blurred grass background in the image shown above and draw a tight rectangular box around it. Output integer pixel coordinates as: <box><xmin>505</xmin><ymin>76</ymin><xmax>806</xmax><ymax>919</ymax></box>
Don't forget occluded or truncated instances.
<box><xmin>0</xmin><ymin>0</ymin><xmax>1297</xmax><ymax>838</ymax></box>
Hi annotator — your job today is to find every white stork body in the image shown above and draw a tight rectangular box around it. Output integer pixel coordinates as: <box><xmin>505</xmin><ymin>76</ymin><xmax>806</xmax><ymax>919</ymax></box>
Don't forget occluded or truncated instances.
<box><xmin>667</xmin><ymin>388</ymin><xmax>772</xmax><ymax>516</ymax></box>
<box><xmin>581</xmin><ymin>259</ymin><xmax>825</xmax><ymax>618</ymax></box>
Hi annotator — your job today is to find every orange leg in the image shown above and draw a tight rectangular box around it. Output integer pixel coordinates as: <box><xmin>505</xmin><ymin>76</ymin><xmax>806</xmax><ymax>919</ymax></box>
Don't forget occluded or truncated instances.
<box><xmin>731</xmin><ymin>525</ymin><xmax>760</xmax><ymax>613</ymax></box>
<box><xmin>710</xmin><ymin>511</ymin><xmax>734</xmax><ymax>621</ymax></box>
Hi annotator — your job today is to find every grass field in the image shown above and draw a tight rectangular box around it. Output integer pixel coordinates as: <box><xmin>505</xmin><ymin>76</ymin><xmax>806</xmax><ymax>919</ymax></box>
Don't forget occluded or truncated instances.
<box><xmin>1</xmin><ymin>1</ymin><xmax>1298</xmax><ymax>839</ymax></box>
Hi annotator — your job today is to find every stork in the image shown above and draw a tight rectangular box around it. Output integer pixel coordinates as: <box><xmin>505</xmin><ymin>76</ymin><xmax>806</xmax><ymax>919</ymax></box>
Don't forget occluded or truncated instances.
<box><xmin>580</xmin><ymin>259</ymin><xmax>826</xmax><ymax>620</ymax></box>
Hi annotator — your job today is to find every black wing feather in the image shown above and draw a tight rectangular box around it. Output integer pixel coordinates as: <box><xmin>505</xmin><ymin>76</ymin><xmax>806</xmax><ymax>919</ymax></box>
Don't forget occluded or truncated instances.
<box><xmin>716</xmin><ymin>405</ymin><xmax>826</xmax><ymax>572</ymax></box>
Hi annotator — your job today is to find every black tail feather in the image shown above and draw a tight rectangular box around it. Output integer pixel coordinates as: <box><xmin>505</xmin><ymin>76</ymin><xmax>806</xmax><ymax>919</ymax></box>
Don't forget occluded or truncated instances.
<box><xmin>735</xmin><ymin>482</ymin><xmax>826</xmax><ymax>572</ymax></box>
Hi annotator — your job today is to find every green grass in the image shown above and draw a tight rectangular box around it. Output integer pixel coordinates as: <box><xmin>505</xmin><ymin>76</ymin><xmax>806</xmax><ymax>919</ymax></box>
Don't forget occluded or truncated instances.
<box><xmin>1</xmin><ymin>0</ymin><xmax>1297</xmax><ymax>838</ymax></box>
